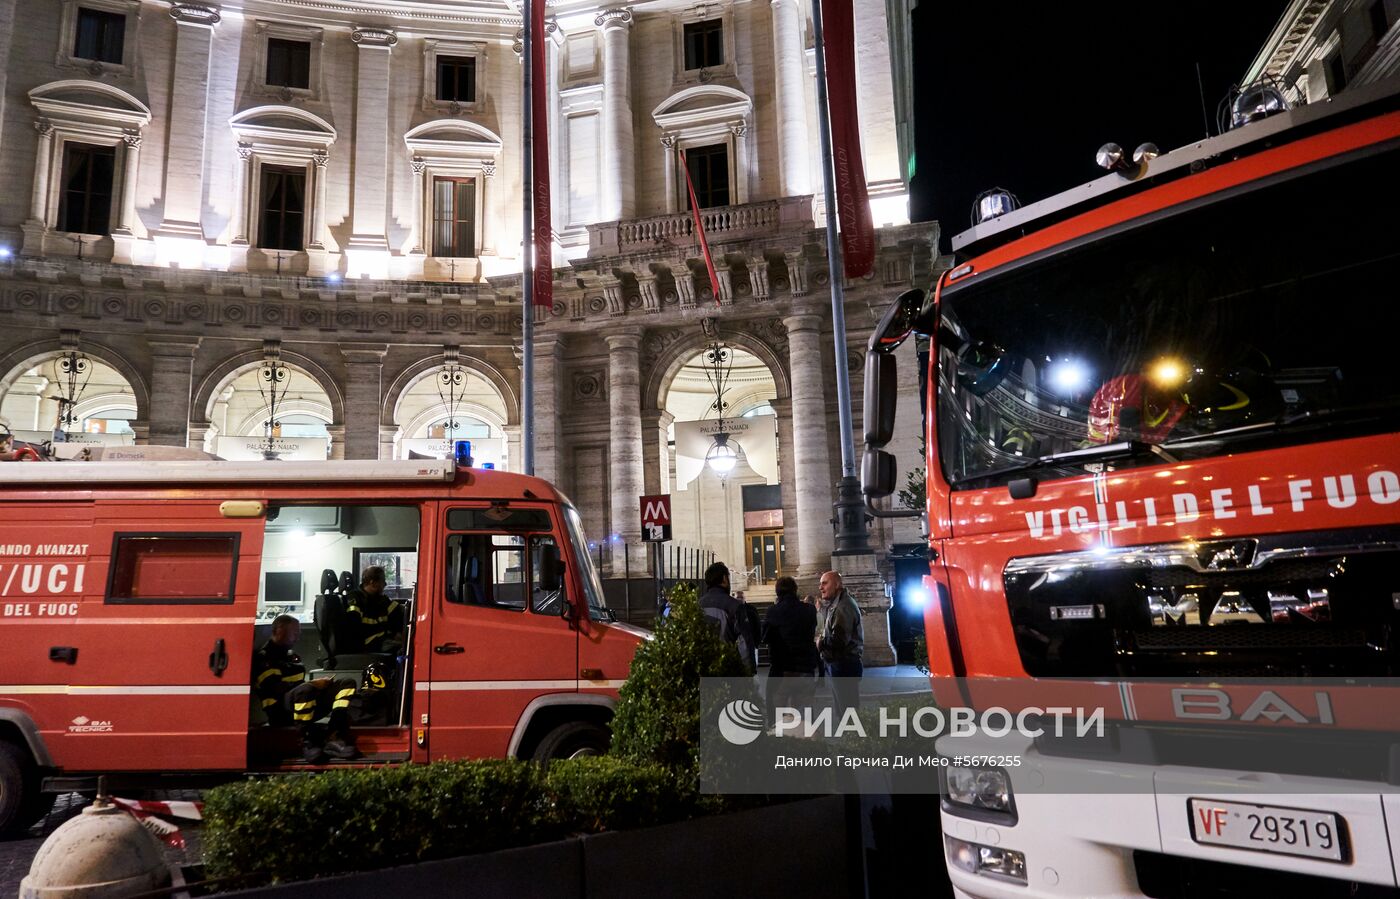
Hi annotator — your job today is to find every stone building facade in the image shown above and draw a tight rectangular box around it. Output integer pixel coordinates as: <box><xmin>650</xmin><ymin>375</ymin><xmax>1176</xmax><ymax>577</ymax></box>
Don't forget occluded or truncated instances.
<box><xmin>0</xmin><ymin>0</ymin><xmax>937</xmax><ymax>644</ymax></box>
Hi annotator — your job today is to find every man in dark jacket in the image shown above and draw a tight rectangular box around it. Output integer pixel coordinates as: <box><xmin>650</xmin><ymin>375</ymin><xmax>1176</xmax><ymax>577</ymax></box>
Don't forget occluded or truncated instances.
<box><xmin>699</xmin><ymin>562</ymin><xmax>758</xmax><ymax>674</ymax></box>
<box><xmin>344</xmin><ymin>566</ymin><xmax>405</xmax><ymax>653</ymax></box>
<box><xmin>252</xmin><ymin>615</ymin><xmax>360</xmax><ymax>763</ymax></box>
<box><xmin>763</xmin><ymin>576</ymin><xmax>818</xmax><ymax>727</ymax></box>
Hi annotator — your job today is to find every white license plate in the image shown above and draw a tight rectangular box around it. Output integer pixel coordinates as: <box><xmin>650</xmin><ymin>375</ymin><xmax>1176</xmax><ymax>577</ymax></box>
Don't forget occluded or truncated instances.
<box><xmin>1188</xmin><ymin>798</ymin><xmax>1346</xmax><ymax>862</ymax></box>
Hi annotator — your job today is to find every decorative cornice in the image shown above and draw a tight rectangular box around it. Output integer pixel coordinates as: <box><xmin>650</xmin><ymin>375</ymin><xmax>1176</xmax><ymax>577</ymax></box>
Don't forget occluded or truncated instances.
<box><xmin>594</xmin><ymin>7</ymin><xmax>633</xmax><ymax>28</ymax></box>
<box><xmin>351</xmin><ymin>26</ymin><xmax>398</xmax><ymax>48</ymax></box>
<box><xmin>169</xmin><ymin>3</ymin><xmax>221</xmax><ymax>25</ymax></box>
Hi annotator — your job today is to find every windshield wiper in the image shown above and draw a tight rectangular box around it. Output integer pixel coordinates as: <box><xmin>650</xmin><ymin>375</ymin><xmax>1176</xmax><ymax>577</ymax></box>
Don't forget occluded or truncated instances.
<box><xmin>952</xmin><ymin>440</ymin><xmax>1178</xmax><ymax>487</ymax></box>
<box><xmin>1161</xmin><ymin>400</ymin><xmax>1400</xmax><ymax>449</ymax></box>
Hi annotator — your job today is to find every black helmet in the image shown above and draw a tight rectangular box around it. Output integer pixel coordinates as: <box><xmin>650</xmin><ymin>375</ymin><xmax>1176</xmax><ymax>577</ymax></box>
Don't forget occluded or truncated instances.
<box><xmin>362</xmin><ymin>660</ymin><xmax>390</xmax><ymax>692</ymax></box>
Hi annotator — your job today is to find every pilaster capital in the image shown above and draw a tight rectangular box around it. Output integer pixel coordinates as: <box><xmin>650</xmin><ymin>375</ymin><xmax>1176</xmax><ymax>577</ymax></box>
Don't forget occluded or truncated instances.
<box><xmin>34</xmin><ymin>118</ymin><xmax>54</xmax><ymax>138</ymax></box>
<box><xmin>781</xmin><ymin>310</ymin><xmax>823</xmax><ymax>335</ymax></box>
<box><xmin>411</xmin><ymin>156</ymin><xmax>426</xmax><ymax>175</ymax></box>
<box><xmin>122</xmin><ymin>130</ymin><xmax>143</xmax><ymax>150</ymax></box>
<box><xmin>147</xmin><ymin>336</ymin><xmax>203</xmax><ymax>358</ymax></box>
<box><xmin>594</xmin><ymin>7</ymin><xmax>633</xmax><ymax>29</ymax></box>
<box><xmin>236</xmin><ymin>141</ymin><xmax>253</xmax><ymax>160</ymax></box>
<box><xmin>311</xmin><ymin>149</ymin><xmax>329</xmax><ymax>168</ymax></box>
<box><xmin>341</xmin><ymin>344</ymin><xmax>389</xmax><ymax>365</ymax></box>
<box><xmin>481</xmin><ymin>161</ymin><xmax>496</xmax><ymax>178</ymax></box>
<box><xmin>169</xmin><ymin>3</ymin><xmax>221</xmax><ymax>25</ymax></box>
<box><xmin>604</xmin><ymin>329</ymin><xmax>643</xmax><ymax>352</ymax></box>
<box><xmin>659</xmin><ymin>134</ymin><xmax>677</xmax><ymax>149</ymax></box>
<box><xmin>351</xmin><ymin>26</ymin><xmax>398</xmax><ymax>48</ymax></box>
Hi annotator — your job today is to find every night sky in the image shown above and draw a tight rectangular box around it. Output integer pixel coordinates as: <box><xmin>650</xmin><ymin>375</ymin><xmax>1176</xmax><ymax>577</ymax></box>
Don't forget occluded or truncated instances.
<box><xmin>908</xmin><ymin>2</ymin><xmax>1288</xmax><ymax>251</ymax></box>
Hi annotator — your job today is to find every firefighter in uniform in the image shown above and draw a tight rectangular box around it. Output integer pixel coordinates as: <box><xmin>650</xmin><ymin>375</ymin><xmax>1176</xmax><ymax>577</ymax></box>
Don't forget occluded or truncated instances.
<box><xmin>253</xmin><ymin>614</ymin><xmax>361</xmax><ymax>763</ymax></box>
<box><xmin>344</xmin><ymin>566</ymin><xmax>406</xmax><ymax>653</ymax></box>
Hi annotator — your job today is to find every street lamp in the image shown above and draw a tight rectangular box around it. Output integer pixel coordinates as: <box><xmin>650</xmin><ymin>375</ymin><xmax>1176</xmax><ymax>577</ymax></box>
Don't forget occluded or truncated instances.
<box><xmin>435</xmin><ymin>352</ymin><xmax>468</xmax><ymax>442</ymax></box>
<box><xmin>700</xmin><ymin>329</ymin><xmax>741</xmax><ymax>476</ymax></box>
<box><xmin>53</xmin><ymin>347</ymin><xmax>92</xmax><ymax>439</ymax></box>
<box><xmin>256</xmin><ymin>354</ymin><xmax>290</xmax><ymax>460</ymax></box>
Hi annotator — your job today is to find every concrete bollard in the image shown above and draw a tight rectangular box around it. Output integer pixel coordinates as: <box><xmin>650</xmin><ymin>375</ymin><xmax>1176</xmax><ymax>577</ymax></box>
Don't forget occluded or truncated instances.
<box><xmin>19</xmin><ymin>795</ymin><xmax>169</xmax><ymax>899</ymax></box>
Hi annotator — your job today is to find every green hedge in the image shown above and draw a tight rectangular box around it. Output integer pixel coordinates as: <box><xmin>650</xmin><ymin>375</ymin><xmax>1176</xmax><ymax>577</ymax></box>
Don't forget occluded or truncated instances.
<box><xmin>203</xmin><ymin>757</ymin><xmax>693</xmax><ymax>885</ymax></box>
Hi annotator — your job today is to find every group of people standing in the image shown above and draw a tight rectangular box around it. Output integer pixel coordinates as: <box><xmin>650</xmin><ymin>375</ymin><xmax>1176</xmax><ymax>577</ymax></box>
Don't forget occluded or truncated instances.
<box><xmin>696</xmin><ymin>562</ymin><xmax>865</xmax><ymax>722</ymax></box>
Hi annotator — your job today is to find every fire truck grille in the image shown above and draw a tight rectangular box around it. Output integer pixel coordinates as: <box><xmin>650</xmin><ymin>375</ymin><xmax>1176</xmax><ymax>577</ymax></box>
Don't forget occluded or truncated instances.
<box><xmin>1128</xmin><ymin>627</ymin><xmax>1371</xmax><ymax>651</ymax></box>
<box><xmin>1003</xmin><ymin>526</ymin><xmax>1400</xmax><ymax>678</ymax></box>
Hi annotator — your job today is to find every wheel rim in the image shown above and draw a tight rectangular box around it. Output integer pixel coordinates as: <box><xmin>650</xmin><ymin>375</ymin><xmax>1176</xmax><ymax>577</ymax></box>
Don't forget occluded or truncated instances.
<box><xmin>566</xmin><ymin>746</ymin><xmax>601</xmax><ymax>759</ymax></box>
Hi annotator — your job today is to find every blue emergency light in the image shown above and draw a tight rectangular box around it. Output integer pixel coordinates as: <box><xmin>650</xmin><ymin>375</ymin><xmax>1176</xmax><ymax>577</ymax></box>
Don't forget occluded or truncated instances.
<box><xmin>482</xmin><ymin>462</ymin><xmax>495</xmax><ymax>469</ymax></box>
<box><xmin>454</xmin><ymin>440</ymin><xmax>473</xmax><ymax>467</ymax></box>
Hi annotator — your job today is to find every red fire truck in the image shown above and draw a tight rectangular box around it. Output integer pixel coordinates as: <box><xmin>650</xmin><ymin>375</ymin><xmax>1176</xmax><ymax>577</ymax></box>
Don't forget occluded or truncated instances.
<box><xmin>0</xmin><ymin>459</ymin><xmax>645</xmax><ymax>836</ymax></box>
<box><xmin>863</xmin><ymin>77</ymin><xmax>1400</xmax><ymax>896</ymax></box>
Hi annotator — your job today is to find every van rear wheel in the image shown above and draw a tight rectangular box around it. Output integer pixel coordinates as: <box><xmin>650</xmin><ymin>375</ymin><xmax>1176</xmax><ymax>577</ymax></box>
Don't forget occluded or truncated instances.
<box><xmin>0</xmin><ymin>741</ymin><xmax>52</xmax><ymax>839</ymax></box>
<box><xmin>531</xmin><ymin>722</ymin><xmax>610</xmax><ymax>764</ymax></box>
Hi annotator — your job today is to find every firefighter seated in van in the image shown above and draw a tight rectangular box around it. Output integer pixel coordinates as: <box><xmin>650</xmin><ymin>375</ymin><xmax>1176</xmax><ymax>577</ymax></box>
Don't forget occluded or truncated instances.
<box><xmin>253</xmin><ymin>614</ymin><xmax>362</xmax><ymax>763</ymax></box>
<box><xmin>344</xmin><ymin>566</ymin><xmax>406</xmax><ymax>654</ymax></box>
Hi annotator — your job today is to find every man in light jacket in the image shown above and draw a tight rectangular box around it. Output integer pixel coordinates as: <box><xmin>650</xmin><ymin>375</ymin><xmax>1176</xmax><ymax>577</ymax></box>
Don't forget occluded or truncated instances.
<box><xmin>817</xmin><ymin>570</ymin><xmax>863</xmax><ymax>719</ymax></box>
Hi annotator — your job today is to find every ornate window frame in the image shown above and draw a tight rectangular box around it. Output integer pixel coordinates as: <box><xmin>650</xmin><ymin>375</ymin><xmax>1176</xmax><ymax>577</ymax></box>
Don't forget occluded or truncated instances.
<box><xmin>421</xmin><ymin>39</ymin><xmax>488</xmax><ymax>115</ymax></box>
<box><xmin>652</xmin><ymin>85</ymin><xmax>752</xmax><ymax>213</ymax></box>
<box><xmin>27</xmin><ymin>80</ymin><xmax>152</xmax><ymax>250</ymax></box>
<box><xmin>228</xmin><ymin>106</ymin><xmax>337</xmax><ymax>267</ymax></box>
<box><xmin>247</xmin><ymin>21</ymin><xmax>325</xmax><ymax>104</ymax></box>
<box><xmin>55</xmin><ymin>0</ymin><xmax>143</xmax><ymax>78</ymax></box>
<box><xmin>404</xmin><ymin>120</ymin><xmax>504</xmax><ymax>262</ymax></box>
<box><xmin>672</xmin><ymin>3</ymin><xmax>736</xmax><ymax>86</ymax></box>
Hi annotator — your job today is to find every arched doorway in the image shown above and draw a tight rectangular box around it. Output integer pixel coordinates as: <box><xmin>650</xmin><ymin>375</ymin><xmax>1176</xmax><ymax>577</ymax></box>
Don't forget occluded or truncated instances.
<box><xmin>662</xmin><ymin>343</ymin><xmax>782</xmax><ymax>593</ymax></box>
<box><xmin>0</xmin><ymin>354</ymin><xmax>139</xmax><ymax>455</ymax></box>
<box><xmin>206</xmin><ymin>363</ymin><xmax>334</xmax><ymax>460</ymax></box>
<box><xmin>392</xmin><ymin>364</ymin><xmax>511</xmax><ymax>468</ymax></box>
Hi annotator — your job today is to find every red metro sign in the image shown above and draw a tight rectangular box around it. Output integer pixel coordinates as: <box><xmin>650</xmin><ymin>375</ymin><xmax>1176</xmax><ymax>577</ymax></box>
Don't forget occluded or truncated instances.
<box><xmin>640</xmin><ymin>494</ymin><xmax>672</xmax><ymax>543</ymax></box>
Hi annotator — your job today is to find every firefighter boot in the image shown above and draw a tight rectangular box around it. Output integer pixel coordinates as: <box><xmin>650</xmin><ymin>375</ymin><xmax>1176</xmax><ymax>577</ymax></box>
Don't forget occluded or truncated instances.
<box><xmin>323</xmin><ymin>734</ymin><xmax>361</xmax><ymax>760</ymax></box>
<box><xmin>302</xmin><ymin>739</ymin><xmax>328</xmax><ymax>764</ymax></box>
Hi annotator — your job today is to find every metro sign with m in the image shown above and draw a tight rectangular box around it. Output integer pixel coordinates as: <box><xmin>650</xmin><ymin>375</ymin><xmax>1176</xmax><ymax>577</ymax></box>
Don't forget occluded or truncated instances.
<box><xmin>640</xmin><ymin>494</ymin><xmax>672</xmax><ymax>542</ymax></box>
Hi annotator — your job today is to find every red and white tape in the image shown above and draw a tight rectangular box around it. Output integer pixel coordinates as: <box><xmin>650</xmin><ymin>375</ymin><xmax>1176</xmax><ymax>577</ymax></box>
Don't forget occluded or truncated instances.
<box><xmin>111</xmin><ymin>797</ymin><xmax>204</xmax><ymax>849</ymax></box>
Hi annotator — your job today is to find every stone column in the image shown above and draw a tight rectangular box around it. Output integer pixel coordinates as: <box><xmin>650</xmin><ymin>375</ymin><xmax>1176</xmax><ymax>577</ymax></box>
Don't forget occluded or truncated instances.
<box><xmin>326</xmin><ymin>424</ymin><xmax>346</xmax><ymax>460</ymax></box>
<box><xmin>114</xmin><ymin>132</ymin><xmax>142</xmax><ymax>235</ymax></box>
<box><xmin>595</xmin><ymin>8</ymin><xmax>634</xmax><ymax>222</ymax></box>
<box><xmin>230</xmin><ymin>142</ymin><xmax>252</xmax><ymax>245</ymax></box>
<box><xmin>347</xmin><ymin>27</ymin><xmax>396</xmax><ymax>253</ymax></box>
<box><xmin>408</xmin><ymin>157</ymin><xmax>426</xmax><ymax>255</ymax></box>
<box><xmin>783</xmin><ymin>309</ymin><xmax>835</xmax><ymax>586</ymax></box>
<box><xmin>29</xmin><ymin>119</ymin><xmax>54</xmax><ymax>224</ymax></box>
<box><xmin>605</xmin><ymin>330</ymin><xmax>646</xmax><ymax>576</ymax></box>
<box><xmin>502</xmin><ymin>424</ymin><xmax>522</xmax><ymax>473</ymax></box>
<box><xmin>770</xmin><ymin>396</ymin><xmax>799</xmax><ymax>576</ymax></box>
<box><xmin>660</xmin><ymin>135</ymin><xmax>677</xmax><ymax>214</ymax></box>
<box><xmin>146</xmin><ymin>337</ymin><xmax>201</xmax><ymax>446</ymax></box>
<box><xmin>341</xmin><ymin>345</ymin><xmax>387</xmax><ymax>460</ymax></box>
<box><xmin>479</xmin><ymin>161</ymin><xmax>496</xmax><ymax>256</ymax></box>
<box><xmin>307</xmin><ymin>150</ymin><xmax>328</xmax><ymax>249</ymax></box>
<box><xmin>157</xmin><ymin>3</ymin><xmax>221</xmax><ymax>241</ymax></box>
<box><xmin>640</xmin><ymin>408</ymin><xmax>673</xmax><ymax>496</ymax></box>
<box><xmin>532</xmin><ymin>332</ymin><xmax>566</xmax><ymax>485</ymax></box>
<box><xmin>23</xmin><ymin>119</ymin><xmax>55</xmax><ymax>254</ymax></box>
<box><xmin>770</xmin><ymin>0</ymin><xmax>812</xmax><ymax>197</ymax></box>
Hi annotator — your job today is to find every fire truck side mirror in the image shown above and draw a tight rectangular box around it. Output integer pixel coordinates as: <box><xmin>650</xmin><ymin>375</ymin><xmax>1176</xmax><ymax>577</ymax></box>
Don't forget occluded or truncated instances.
<box><xmin>539</xmin><ymin>543</ymin><xmax>563</xmax><ymax>592</ymax></box>
<box><xmin>863</xmin><ymin>351</ymin><xmax>898</xmax><ymax>447</ymax></box>
<box><xmin>861</xmin><ymin>449</ymin><xmax>898</xmax><ymax>499</ymax></box>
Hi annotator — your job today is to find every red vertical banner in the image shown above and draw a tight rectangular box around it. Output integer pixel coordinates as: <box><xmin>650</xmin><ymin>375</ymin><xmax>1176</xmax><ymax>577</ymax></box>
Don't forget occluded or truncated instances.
<box><xmin>530</xmin><ymin>0</ymin><xmax>552</xmax><ymax>306</ymax></box>
<box><xmin>677</xmin><ymin>148</ymin><xmax>723</xmax><ymax>306</ymax></box>
<box><xmin>819</xmin><ymin>0</ymin><xmax>875</xmax><ymax>279</ymax></box>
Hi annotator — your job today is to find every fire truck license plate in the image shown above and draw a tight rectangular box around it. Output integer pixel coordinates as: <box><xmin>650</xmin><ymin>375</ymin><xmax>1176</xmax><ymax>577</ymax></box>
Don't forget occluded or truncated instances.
<box><xmin>1188</xmin><ymin>799</ymin><xmax>1345</xmax><ymax>862</ymax></box>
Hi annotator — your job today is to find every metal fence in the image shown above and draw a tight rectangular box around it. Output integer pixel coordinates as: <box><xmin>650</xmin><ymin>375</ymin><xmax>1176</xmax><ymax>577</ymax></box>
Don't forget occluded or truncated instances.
<box><xmin>592</xmin><ymin>540</ymin><xmax>717</xmax><ymax>625</ymax></box>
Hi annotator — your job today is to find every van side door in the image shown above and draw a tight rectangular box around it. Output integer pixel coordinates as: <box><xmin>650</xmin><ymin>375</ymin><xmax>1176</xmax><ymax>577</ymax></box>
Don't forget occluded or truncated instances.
<box><xmin>424</xmin><ymin>503</ymin><xmax>578</xmax><ymax>759</ymax></box>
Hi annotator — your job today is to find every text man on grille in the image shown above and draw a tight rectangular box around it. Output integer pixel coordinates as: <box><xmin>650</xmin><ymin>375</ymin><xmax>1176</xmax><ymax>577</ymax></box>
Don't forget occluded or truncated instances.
<box><xmin>252</xmin><ymin>614</ymin><xmax>361</xmax><ymax>763</ymax></box>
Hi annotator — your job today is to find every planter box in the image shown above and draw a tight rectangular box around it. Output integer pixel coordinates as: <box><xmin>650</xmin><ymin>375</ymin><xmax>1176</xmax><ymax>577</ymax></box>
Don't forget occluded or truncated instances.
<box><xmin>224</xmin><ymin>796</ymin><xmax>850</xmax><ymax>899</ymax></box>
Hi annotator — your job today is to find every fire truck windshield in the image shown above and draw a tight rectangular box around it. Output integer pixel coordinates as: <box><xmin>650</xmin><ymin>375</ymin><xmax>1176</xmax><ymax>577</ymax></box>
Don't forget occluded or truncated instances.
<box><xmin>564</xmin><ymin>503</ymin><xmax>613</xmax><ymax>620</ymax></box>
<box><xmin>936</xmin><ymin>145</ymin><xmax>1400</xmax><ymax>489</ymax></box>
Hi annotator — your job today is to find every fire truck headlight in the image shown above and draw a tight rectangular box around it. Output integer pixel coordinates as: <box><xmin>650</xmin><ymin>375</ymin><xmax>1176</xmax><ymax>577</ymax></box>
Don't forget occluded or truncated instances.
<box><xmin>945</xmin><ymin>836</ymin><xmax>1028</xmax><ymax>884</ymax></box>
<box><xmin>945</xmin><ymin>766</ymin><xmax>1015</xmax><ymax>817</ymax></box>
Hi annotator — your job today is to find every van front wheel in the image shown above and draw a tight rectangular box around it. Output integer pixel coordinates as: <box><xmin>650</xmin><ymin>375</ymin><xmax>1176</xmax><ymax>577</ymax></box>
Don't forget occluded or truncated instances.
<box><xmin>0</xmin><ymin>741</ymin><xmax>52</xmax><ymax>839</ymax></box>
<box><xmin>531</xmin><ymin>721</ymin><xmax>610</xmax><ymax>764</ymax></box>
